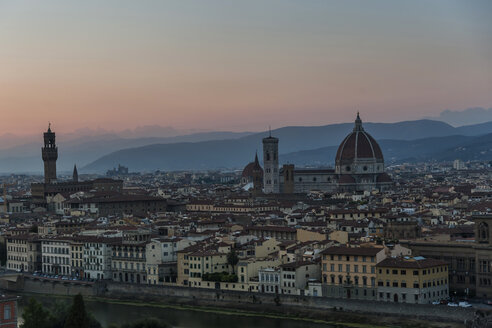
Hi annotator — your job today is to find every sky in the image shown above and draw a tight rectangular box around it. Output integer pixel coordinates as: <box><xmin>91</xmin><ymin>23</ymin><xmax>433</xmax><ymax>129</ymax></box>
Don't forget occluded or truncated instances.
<box><xmin>1</xmin><ymin>0</ymin><xmax>491</xmax><ymax>135</ymax></box>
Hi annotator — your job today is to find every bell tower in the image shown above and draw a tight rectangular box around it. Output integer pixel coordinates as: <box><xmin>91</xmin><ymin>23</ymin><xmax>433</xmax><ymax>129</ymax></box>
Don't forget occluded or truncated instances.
<box><xmin>42</xmin><ymin>123</ymin><xmax>58</xmax><ymax>184</ymax></box>
<box><xmin>262</xmin><ymin>129</ymin><xmax>279</xmax><ymax>193</ymax></box>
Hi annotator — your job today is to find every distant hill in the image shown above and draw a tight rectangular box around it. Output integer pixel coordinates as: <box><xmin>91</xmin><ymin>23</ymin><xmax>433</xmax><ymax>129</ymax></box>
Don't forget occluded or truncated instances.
<box><xmin>81</xmin><ymin>120</ymin><xmax>492</xmax><ymax>173</ymax></box>
<box><xmin>2</xmin><ymin>119</ymin><xmax>492</xmax><ymax>173</ymax></box>
<box><xmin>281</xmin><ymin>133</ymin><xmax>492</xmax><ymax>166</ymax></box>
<box><xmin>0</xmin><ymin>131</ymin><xmax>253</xmax><ymax>174</ymax></box>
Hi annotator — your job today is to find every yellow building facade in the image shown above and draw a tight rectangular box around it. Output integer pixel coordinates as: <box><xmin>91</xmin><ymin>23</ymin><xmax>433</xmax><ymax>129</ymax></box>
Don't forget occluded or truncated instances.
<box><xmin>376</xmin><ymin>257</ymin><xmax>448</xmax><ymax>304</ymax></box>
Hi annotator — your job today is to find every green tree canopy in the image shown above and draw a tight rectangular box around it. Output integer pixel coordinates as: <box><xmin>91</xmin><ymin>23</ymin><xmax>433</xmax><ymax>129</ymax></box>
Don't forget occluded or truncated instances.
<box><xmin>64</xmin><ymin>294</ymin><xmax>89</xmax><ymax>328</ymax></box>
<box><xmin>227</xmin><ymin>249</ymin><xmax>239</xmax><ymax>273</ymax></box>
<box><xmin>21</xmin><ymin>298</ymin><xmax>53</xmax><ymax>328</ymax></box>
<box><xmin>121</xmin><ymin>318</ymin><xmax>168</xmax><ymax>328</ymax></box>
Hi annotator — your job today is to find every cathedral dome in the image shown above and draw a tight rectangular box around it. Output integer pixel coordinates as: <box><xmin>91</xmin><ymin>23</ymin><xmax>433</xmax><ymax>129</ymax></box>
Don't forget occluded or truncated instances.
<box><xmin>335</xmin><ymin>113</ymin><xmax>384</xmax><ymax>163</ymax></box>
<box><xmin>241</xmin><ymin>153</ymin><xmax>263</xmax><ymax>181</ymax></box>
<box><xmin>242</xmin><ymin>161</ymin><xmax>262</xmax><ymax>178</ymax></box>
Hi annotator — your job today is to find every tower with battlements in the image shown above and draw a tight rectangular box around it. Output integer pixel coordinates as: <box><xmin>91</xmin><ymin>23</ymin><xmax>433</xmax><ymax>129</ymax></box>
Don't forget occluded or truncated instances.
<box><xmin>42</xmin><ymin>124</ymin><xmax>58</xmax><ymax>184</ymax></box>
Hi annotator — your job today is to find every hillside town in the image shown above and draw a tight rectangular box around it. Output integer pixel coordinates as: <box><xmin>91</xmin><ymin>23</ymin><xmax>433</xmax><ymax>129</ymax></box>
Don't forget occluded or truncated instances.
<box><xmin>0</xmin><ymin>119</ymin><xmax>491</xmax><ymax>321</ymax></box>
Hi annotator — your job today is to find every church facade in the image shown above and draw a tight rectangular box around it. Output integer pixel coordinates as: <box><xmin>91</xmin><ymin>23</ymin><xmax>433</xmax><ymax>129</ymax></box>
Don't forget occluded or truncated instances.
<box><xmin>255</xmin><ymin>114</ymin><xmax>392</xmax><ymax>194</ymax></box>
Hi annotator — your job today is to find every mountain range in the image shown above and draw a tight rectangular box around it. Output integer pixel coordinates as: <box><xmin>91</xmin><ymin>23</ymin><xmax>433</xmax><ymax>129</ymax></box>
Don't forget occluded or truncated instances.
<box><xmin>2</xmin><ymin>119</ymin><xmax>492</xmax><ymax>174</ymax></box>
<box><xmin>81</xmin><ymin>120</ymin><xmax>492</xmax><ymax>173</ymax></box>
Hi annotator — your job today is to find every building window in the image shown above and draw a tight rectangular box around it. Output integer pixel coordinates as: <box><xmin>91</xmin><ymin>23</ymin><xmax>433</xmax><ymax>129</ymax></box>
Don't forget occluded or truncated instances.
<box><xmin>479</xmin><ymin>222</ymin><xmax>489</xmax><ymax>243</ymax></box>
<box><xmin>4</xmin><ymin>305</ymin><xmax>11</xmax><ymax>320</ymax></box>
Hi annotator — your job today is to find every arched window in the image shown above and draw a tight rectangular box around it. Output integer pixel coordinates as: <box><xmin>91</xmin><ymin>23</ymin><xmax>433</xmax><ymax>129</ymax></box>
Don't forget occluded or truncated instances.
<box><xmin>479</xmin><ymin>222</ymin><xmax>489</xmax><ymax>243</ymax></box>
<box><xmin>266</xmin><ymin>152</ymin><xmax>270</xmax><ymax>161</ymax></box>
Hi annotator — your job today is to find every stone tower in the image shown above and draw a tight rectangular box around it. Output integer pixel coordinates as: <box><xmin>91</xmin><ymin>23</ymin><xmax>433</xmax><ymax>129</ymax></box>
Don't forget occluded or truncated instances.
<box><xmin>262</xmin><ymin>130</ymin><xmax>279</xmax><ymax>193</ymax></box>
<box><xmin>42</xmin><ymin>124</ymin><xmax>58</xmax><ymax>184</ymax></box>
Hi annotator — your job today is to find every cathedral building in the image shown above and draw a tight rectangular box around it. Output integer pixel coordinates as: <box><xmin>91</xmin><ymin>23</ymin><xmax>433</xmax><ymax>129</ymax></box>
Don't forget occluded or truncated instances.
<box><xmin>241</xmin><ymin>152</ymin><xmax>263</xmax><ymax>194</ymax></box>
<box><xmin>257</xmin><ymin>114</ymin><xmax>392</xmax><ymax>194</ymax></box>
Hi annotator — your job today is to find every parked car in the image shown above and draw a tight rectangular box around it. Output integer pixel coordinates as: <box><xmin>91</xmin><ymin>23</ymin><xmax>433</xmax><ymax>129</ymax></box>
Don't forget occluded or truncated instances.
<box><xmin>447</xmin><ymin>302</ymin><xmax>458</xmax><ymax>307</ymax></box>
<box><xmin>459</xmin><ymin>301</ymin><xmax>472</xmax><ymax>308</ymax></box>
<box><xmin>439</xmin><ymin>299</ymin><xmax>448</xmax><ymax>305</ymax></box>
<box><xmin>483</xmin><ymin>299</ymin><xmax>492</xmax><ymax>305</ymax></box>
<box><xmin>432</xmin><ymin>301</ymin><xmax>440</xmax><ymax>305</ymax></box>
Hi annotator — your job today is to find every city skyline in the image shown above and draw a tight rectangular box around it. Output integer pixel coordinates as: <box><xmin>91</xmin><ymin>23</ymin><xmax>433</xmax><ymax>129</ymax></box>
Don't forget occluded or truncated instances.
<box><xmin>1</xmin><ymin>1</ymin><xmax>491</xmax><ymax>135</ymax></box>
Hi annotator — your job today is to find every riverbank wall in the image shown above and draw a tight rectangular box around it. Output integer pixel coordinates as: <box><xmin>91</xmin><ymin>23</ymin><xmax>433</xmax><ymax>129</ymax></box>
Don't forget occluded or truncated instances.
<box><xmin>6</xmin><ymin>275</ymin><xmax>475</xmax><ymax>325</ymax></box>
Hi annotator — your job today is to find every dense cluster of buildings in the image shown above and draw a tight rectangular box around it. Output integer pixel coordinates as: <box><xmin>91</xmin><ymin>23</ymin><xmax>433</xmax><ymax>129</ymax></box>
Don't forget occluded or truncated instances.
<box><xmin>242</xmin><ymin>114</ymin><xmax>392</xmax><ymax>194</ymax></box>
<box><xmin>1</xmin><ymin>119</ymin><xmax>492</xmax><ymax>310</ymax></box>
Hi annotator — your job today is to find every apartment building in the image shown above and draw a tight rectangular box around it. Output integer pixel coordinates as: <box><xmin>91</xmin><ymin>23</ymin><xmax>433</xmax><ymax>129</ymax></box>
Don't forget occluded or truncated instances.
<box><xmin>70</xmin><ymin>239</ymin><xmax>84</xmax><ymax>278</ymax></box>
<box><xmin>258</xmin><ymin>267</ymin><xmax>281</xmax><ymax>293</ymax></box>
<box><xmin>146</xmin><ymin>237</ymin><xmax>195</xmax><ymax>284</ymax></box>
<box><xmin>83</xmin><ymin>237</ymin><xmax>114</xmax><ymax>280</ymax></box>
<box><xmin>6</xmin><ymin>234</ymin><xmax>41</xmax><ymax>272</ymax></box>
<box><xmin>111</xmin><ymin>241</ymin><xmax>148</xmax><ymax>284</ymax></box>
<box><xmin>280</xmin><ymin>261</ymin><xmax>321</xmax><ymax>295</ymax></box>
<box><xmin>376</xmin><ymin>256</ymin><xmax>449</xmax><ymax>304</ymax></box>
<box><xmin>41</xmin><ymin>238</ymin><xmax>72</xmax><ymax>275</ymax></box>
<box><xmin>188</xmin><ymin>250</ymin><xmax>229</xmax><ymax>287</ymax></box>
<box><xmin>321</xmin><ymin>246</ymin><xmax>386</xmax><ymax>300</ymax></box>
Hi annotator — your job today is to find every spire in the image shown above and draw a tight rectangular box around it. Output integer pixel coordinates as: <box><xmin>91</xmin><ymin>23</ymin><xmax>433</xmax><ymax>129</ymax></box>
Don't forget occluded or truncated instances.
<box><xmin>354</xmin><ymin>112</ymin><xmax>364</xmax><ymax>132</ymax></box>
<box><xmin>254</xmin><ymin>151</ymin><xmax>259</xmax><ymax>165</ymax></box>
<box><xmin>73</xmin><ymin>164</ymin><xmax>78</xmax><ymax>182</ymax></box>
<box><xmin>47</xmin><ymin>122</ymin><xmax>52</xmax><ymax>133</ymax></box>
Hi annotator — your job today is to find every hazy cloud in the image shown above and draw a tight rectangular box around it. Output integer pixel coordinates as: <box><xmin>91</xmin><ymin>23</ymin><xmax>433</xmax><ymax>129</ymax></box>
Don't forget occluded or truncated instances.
<box><xmin>427</xmin><ymin>107</ymin><xmax>492</xmax><ymax>127</ymax></box>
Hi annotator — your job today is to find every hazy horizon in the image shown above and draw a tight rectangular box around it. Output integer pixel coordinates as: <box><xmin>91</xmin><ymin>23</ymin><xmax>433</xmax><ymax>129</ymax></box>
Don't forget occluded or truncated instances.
<box><xmin>1</xmin><ymin>1</ymin><xmax>491</xmax><ymax>135</ymax></box>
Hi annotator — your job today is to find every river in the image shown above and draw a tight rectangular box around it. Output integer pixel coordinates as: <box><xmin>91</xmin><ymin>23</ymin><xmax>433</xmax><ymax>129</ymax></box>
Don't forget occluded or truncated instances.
<box><xmin>18</xmin><ymin>295</ymin><xmax>335</xmax><ymax>328</ymax></box>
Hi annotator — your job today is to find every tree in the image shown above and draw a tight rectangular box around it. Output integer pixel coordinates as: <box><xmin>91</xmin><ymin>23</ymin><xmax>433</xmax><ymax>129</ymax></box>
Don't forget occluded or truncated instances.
<box><xmin>51</xmin><ymin>299</ymin><xmax>70</xmax><ymax>328</ymax></box>
<box><xmin>227</xmin><ymin>249</ymin><xmax>239</xmax><ymax>274</ymax></box>
<box><xmin>121</xmin><ymin>318</ymin><xmax>168</xmax><ymax>328</ymax></box>
<box><xmin>0</xmin><ymin>240</ymin><xmax>7</xmax><ymax>266</ymax></box>
<box><xmin>21</xmin><ymin>298</ymin><xmax>53</xmax><ymax>328</ymax></box>
<box><xmin>64</xmin><ymin>294</ymin><xmax>89</xmax><ymax>328</ymax></box>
